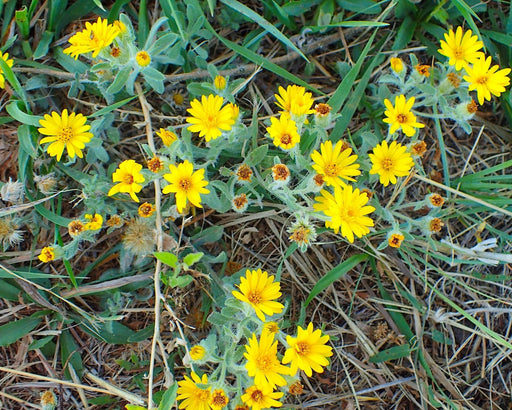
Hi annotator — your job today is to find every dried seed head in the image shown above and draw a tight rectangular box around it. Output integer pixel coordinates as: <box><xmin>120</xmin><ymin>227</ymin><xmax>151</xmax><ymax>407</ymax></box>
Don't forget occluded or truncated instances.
<box><xmin>1</xmin><ymin>178</ymin><xmax>24</xmax><ymax>204</ymax></box>
<box><xmin>122</xmin><ymin>219</ymin><xmax>155</xmax><ymax>255</ymax></box>
<box><xmin>411</xmin><ymin>141</ymin><xmax>427</xmax><ymax>157</ymax></box>
<box><xmin>34</xmin><ymin>173</ymin><xmax>58</xmax><ymax>195</ymax></box>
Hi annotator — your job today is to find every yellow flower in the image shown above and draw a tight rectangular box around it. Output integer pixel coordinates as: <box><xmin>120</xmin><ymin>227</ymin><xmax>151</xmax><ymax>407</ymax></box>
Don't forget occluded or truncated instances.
<box><xmin>241</xmin><ymin>385</ymin><xmax>283</xmax><ymax>410</ymax></box>
<box><xmin>244</xmin><ymin>331</ymin><xmax>289</xmax><ymax>389</ymax></box>
<box><xmin>63</xmin><ymin>17</ymin><xmax>120</xmax><ymax>59</ymax></box>
<box><xmin>186</xmin><ymin>95</ymin><xmax>235</xmax><ymax>141</ymax></box>
<box><xmin>156</xmin><ymin>128</ymin><xmax>177</xmax><ymax>147</ymax></box>
<box><xmin>209</xmin><ymin>389</ymin><xmax>229</xmax><ymax>410</ymax></box>
<box><xmin>266</xmin><ymin>115</ymin><xmax>300</xmax><ymax>150</ymax></box>
<box><xmin>271</xmin><ymin>164</ymin><xmax>290</xmax><ymax>183</ymax></box>
<box><xmin>162</xmin><ymin>160</ymin><xmax>210</xmax><ymax>213</ymax></box>
<box><xmin>190</xmin><ymin>345</ymin><xmax>206</xmax><ymax>361</ymax></box>
<box><xmin>147</xmin><ymin>157</ymin><xmax>164</xmax><ymax>173</ymax></box>
<box><xmin>108</xmin><ymin>160</ymin><xmax>145</xmax><ymax>202</ymax></box>
<box><xmin>388</xmin><ymin>233</ymin><xmax>405</xmax><ymax>248</ymax></box>
<box><xmin>315</xmin><ymin>185</ymin><xmax>375</xmax><ymax>243</ymax></box>
<box><xmin>390</xmin><ymin>57</ymin><xmax>403</xmax><ymax>73</ymax></box>
<box><xmin>369</xmin><ymin>140</ymin><xmax>414</xmax><ymax>186</ymax></box>
<box><xmin>226</xmin><ymin>102</ymin><xmax>240</xmax><ymax>122</ymax></box>
<box><xmin>138</xmin><ymin>203</ymin><xmax>155</xmax><ymax>218</ymax></box>
<box><xmin>232</xmin><ymin>269</ymin><xmax>284</xmax><ymax>321</ymax></box>
<box><xmin>311</xmin><ymin>140</ymin><xmax>360</xmax><ymax>188</ymax></box>
<box><xmin>68</xmin><ymin>220</ymin><xmax>85</xmax><ymax>237</ymax></box>
<box><xmin>112</xmin><ymin>20</ymin><xmax>127</xmax><ymax>34</ymax></box>
<box><xmin>0</xmin><ymin>52</ymin><xmax>14</xmax><ymax>89</ymax></box>
<box><xmin>438</xmin><ymin>26</ymin><xmax>484</xmax><ymax>71</ymax></box>
<box><xmin>84</xmin><ymin>213</ymin><xmax>103</xmax><ymax>230</ymax></box>
<box><xmin>177</xmin><ymin>372</ymin><xmax>211</xmax><ymax>410</ymax></box>
<box><xmin>38</xmin><ymin>110</ymin><xmax>93</xmax><ymax>161</ymax></box>
<box><xmin>136</xmin><ymin>51</ymin><xmax>151</xmax><ymax>67</ymax></box>
<box><xmin>282</xmin><ymin>323</ymin><xmax>333</xmax><ymax>377</ymax></box>
<box><xmin>263</xmin><ymin>321</ymin><xmax>279</xmax><ymax>335</ymax></box>
<box><xmin>463</xmin><ymin>56</ymin><xmax>511</xmax><ymax>105</ymax></box>
<box><xmin>275</xmin><ymin>85</ymin><xmax>314</xmax><ymax>117</ymax></box>
<box><xmin>383</xmin><ymin>95</ymin><xmax>425</xmax><ymax>137</ymax></box>
<box><xmin>214</xmin><ymin>75</ymin><xmax>227</xmax><ymax>90</ymax></box>
<box><xmin>235</xmin><ymin>164</ymin><xmax>253</xmax><ymax>183</ymax></box>
<box><xmin>38</xmin><ymin>246</ymin><xmax>55</xmax><ymax>263</ymax></box>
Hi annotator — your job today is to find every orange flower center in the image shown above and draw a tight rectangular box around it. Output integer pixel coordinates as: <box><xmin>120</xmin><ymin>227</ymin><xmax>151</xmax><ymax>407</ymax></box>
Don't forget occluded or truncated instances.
<box><xmin>453</xmin><ymin>47</ymin><xmax>463</xmax><ymax>59</ymax></box>
<box><xmin>280</xmin><ymin>133</ymin><xmax>292</xmax><ymax>145</ymax></box>
<box><xmin>59</xmin><ymin>127</ymin><xmax>74</xmax><ymax>142</ymax></box>
<box><xmin>212</xmin><ymin>392</ymin><xmax>228</xmax><ymax>406</ymax></box>
<box><xmin>251</xmin><ymin>390</ymin><xmax>264</xmax><ymax>402</ymax></box>
<box><xmin>382</xmin><ymin>158</ymin><xmax>393</xmax><ymax>170</ymax></box>
<box><xmin>296</xmin><ymin>341</ymin><xmax>310</xmax><ymax>355</ymax></box>
<box><xmin>248</xmin><ymin>291</ymin><xmax>262</xmax><ymax>304</ymax></box>
<box><xmin>325</xmin><ymin>163</ymin><xmax>339</xmax><ymax>177</ymax></box>
<box><xmin>396</xmin><ymin>114</ymin><xmax>407</xmax><ymax>124</ymax></box>
<box><xmin>123</xmin><ymin>174</ymin><xmax>134</xmax><ymax>184</ymax></box>
<box><xmin>476</xmin><ymin>75</ymin><xmax>488</xmax><ymax>85</ymax></box>
<box><xmin>179</xmin><ymin>177</ymin><xmax>191</xmax><ymax>192</ymax></box>
<box><xmin>197</xmin><ymin>389</ymin><xmax>210</xmax><ymax>401</ymax></box>
<box><xmin>257</xmin><ymin>354</ymin><xmax>273</xmax><ymax>371</ymax></box>
<box><xmin>43</xmin><ymin>249</ymin><xmax>53</xmax><ymax>259</ymax></box>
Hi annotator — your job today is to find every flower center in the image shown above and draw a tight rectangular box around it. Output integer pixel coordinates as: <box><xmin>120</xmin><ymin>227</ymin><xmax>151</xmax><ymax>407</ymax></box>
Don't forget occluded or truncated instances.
<box><xmin>179</xmin><ymin>177</ymin><xmax>191</xmax><ymax>192</ymax></box>
<box><xmin>197</xmin><ymin>389</ymin><xmax>210</xmax><ymax>401</ymax></box>
<box><xmin>325</xmin><ymin>163</ymin><xmax>339</xmax><ymax>177</ymax></box>
<box><xmin>382</xmin><ymin>158</ymin><xmax>393</xmax><ymax>171</ymax></box>
<box><xmin>257</xmin><ymin>354</ymin><xmax>273</xmax><ymax>371</ymax></box>
<box><xmin>251</xmin><ymin>390</ymin><xmax>264</xmax><ymax>403</ymax></box>
<box><xmin>207</xmin><ymin>115</ymin><xmax>217</xmax><ymax>127</ymax></box>
<box><xmin>212</xmin><ymin>393</ymin><xmax>228</xmax><ymax>406</ymax></box>
<box><xmin>248</xmin><ymin>291</ymin><xmax>262</xmax><ymax>305</ymax></box>
<box><xmin>453</xmin><ymin>47</ymin><xmax>464</xmax><ymax>59</ymax></box>
<box><xmin>59</xmin><ymin>127</ymin><xmax>74</xmax><ymax>142</ymax></box>
<box><xmin>346</xmin><ymin>209</ymin><xmax>355</xmax><ymax>218</ymax></box>
<box><xmin>122</xmin><ymin>174</ymin><xmax>134</xmax><ymax>185</ymax></box>
<box><xmin>476</xmin><ymin>75</ymin><xmax>488</xmax><ymax>85</ymax></box>
<box><xmin>296</xmin><ymin>341</ymin><xmax>310</xmax><ymax>355</ymax></box>
<box><xmin>396</xmin><ymin>113</ymin><xmax>408</xmax><ymax>124</ymax></box>
<box><xmin>280</xmin><ymin>133</ymin><xmax>292</xmax><ymax>145</ymax></box>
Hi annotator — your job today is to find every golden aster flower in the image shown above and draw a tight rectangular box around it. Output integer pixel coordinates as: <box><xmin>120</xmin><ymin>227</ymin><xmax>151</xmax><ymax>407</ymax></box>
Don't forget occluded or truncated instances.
<box><xmin>63</xmin><ymin>17</ymin><xmax>120</xmax><ymax>59</ymax></box>
<box><xmin>136</xmin><ymin>51</ymin><xmax>151</xmax><ymax>67</ymax></box>
<box><xmin>383</xmin><ymin>95</ymin><xmax>425</xmax><ymax>137</ymax></box>
<box><xmin>0</xmin><ymin>52</ymin><xmax>14</xmax><ymax>89</ymax></box>
<box><xmin>190</xmin><ymin>345</ymin><xmax>206</xmax><ymax>361</ymax></box>
<box><xmin>388</xmin><ymin>233</ymin><xmax>404</xmax><ymax>248</ymax></box>
<box><xmin>232</xmin><ymin>193</ymin><xmax>249</xmax><ymax>213</ymax></box>
<box><xmin>209</xmin><ymin>389</ymin><xmax>229</xmax><ymax>410</ymax></box>
<box><xmin>232</xmin><ymin>269</ymin><xmax>284</xmax><ymax>321</ymax></box>
<box><xmin>282</xmin><ymin>322</ymin><xmax>333</xmax><ymax>377</ymax></box>
<box><xmin>264</xmin><ymin>321</ymin><xmax>279</xmax><ymax>335</ymax></box>
<box><xmin>275</xmin><ymin>85</ymin><xmax>315</xmax><ymax>117</ymax></box>
<box><xmin>439</xmin><ymin>26</ymin><xmax>485</xmax><ymax>71</ymax></box>
<box><xmin>162</xmin><ymin>160</ymin><xmax>210</xmax><ymax>213</ymax></box>
<box><xmin>138</xmin><ymin>203</ymin><xmax>156</xmax><ymax>218</ymax></box>
<box><xmin>241</xmin><ymin>384</ymin><xmax>283</xmax><ymax>410</ymax></box>
<box><xmin>311</xmin><ymin>140</ymin><xmax>361</xmax><ymax>188</ymax></box>
<box><xmin>68</xmin><ymin>220</ymin><xmax>85</xmax><ymax>237</ymax></box>
<box><xmin>267</xmin><ymin>115</ymin><xmax>300</xmax><ymax>150</ymax></box>
<box><xmin>147</xmin><ymin>157</ymin><xmax>164</xmax><ymax>173</ymax></box>
<box><xmin>467</xmin><ymin>99</ymin><xmax>478</xmax><ymax>114</ymax></box>
<box><xmin>156</xmin><ymin>128</ymin><xmax>178</xmax><ymax>147</ymax></box>
<box><xmin>234</xmin><ymin>405</ymin><xmax>249</xmax><ymax>410</ymax></box>
<box><xmin>447</xmin><ymin>72</ymin><xmax>461</xmax><ymax>88</ymax></box>
<box><xmin>313</xmin><ymin>174</ymin><xmax>325</xmax><ymax>187</ymax></box>
<box><xmin>214</xmin><ymin>75</ymin><xmax>227</xmax><ymax>90</ymax></box>
<box><xmin>108</xmin><ymin>160</ymin><xmax>145</xmax><ymax>202</ymax></box>
<box><xmin>314</xmin><ymin>185</ymin><xmax>375</xmax><ymax>243</ymax></box>
<box><xmin>41</xmin><ymin>390</ymin><xmax>57</xmax><ymax>407</ymax></box>
<box><xmin>236</xmin><ymin>164</ymin><xmax>253</xmax><ymax>183</ymax></box>
<box><xmin>463</xmin><ymin>56</ymin><xmax>511</xmax><ymax>105</ymax></box>
<box><xmin>186</xmin><ymin>95</ymin><xmax>235</xmax><ymax>141</ymax></box>
<box><xmin>112</xmin><ymin>20</ymin><xmax>127</xmax><ymax>34</ymax></box>
<box><xmin>271</xmin><ymin>164</ymin><xmax>290</xmax><ymax>183</ymax></box>
<box><xmin>106</xmin><ymin>215</ymin><xmax>124</xmax><ymax>228</ymax></box>
<box><xmin>38</xmin><ymin>246</ymin><xmax>55</xmax><ymax>263</ymax></box>
<box><xmin>428</xmin><ymin>193</ymin><xmax>444</xmax><ymax>207</ymax></box>
<box><xmin>288</xmin><ymin>381</ymin><xmax>304</xmax><ymax>395</ymax></box>
<box><xmin>390</xmin><ymin>57</ymin><xmax>404</xmax><ymax>73</ymax></box>
<box><xmin>369</xmin><ymin>140</ymin><xmax>414</xmax><ymax>186</ymax></box>
<box><xmin>110</xmin><ymin>46</ymin><xmax>121</xmax><ymax>57</ymax></box>
<box><xmin>173</xmin><ymin>92</ymin><xmax>185</xmax><ymax>105</ymax></box>
<box><xmin>429</xmin><ymin>217</ymin><xmax>444</xmax><ymax>233</ymax></box>
<box><xmin>38</xmin><ymin>110</ymin><xmax>94</xmax><ymax>161</ymax></box>
<box><xmin>415</xmin><ymin>64</ymin><xmax>431</xmax><ymax>77</ymax></box>
<box><xmin>411</xmin><ymin>141</ymin><xmax>427</xmax><ymax>157</ymax></box>
<box><xmin>314</xmin><ymin>103</ymin><xmax>331</xmax><ymax>117</ymax></box>
<box><xmin>226</xmin><ymin>102</ymin><xmax>240</xmax><ymax>122</ymax></box>
<box><xmin>84</xmin><ymin>213</ymin><xmax>103</xmax><ymax>230</ymax></box>
<box><xmin>244</xmin><ymin>331</ymin><xmax>289</xmax><ymax>389</ymax></box>
<box><xmin>177</xmin><ymin>372</ymin><xmax>211</xmax><ymax>410</ymax></box>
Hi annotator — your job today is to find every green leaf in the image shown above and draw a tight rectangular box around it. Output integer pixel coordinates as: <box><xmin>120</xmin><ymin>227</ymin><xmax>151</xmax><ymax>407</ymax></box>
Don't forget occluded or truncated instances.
<box><xmin>0</xmin><ymin>314</ymin><xmax>42</xmax><ymax>347</ymax></box>
<box><xmin>169</xmin><ymin>274</ymin><xmax>193</xmax><ymax>288</ymax></box>
<box><xmin>17</xmin><ymin>124</ymin><xmax>38</xmax><ymax>159</ymax></box>
<box><xmin>305</xmin><ymin>254</ymin><xmax>368</xmax><ymax>306</ymax></box>
<box><xmin>191</xmin><ymin>225</ymin><xmax>223</xmax><ymax>245</ymax></box>
<box><xmin>33</xmin><ymin>31</ymin><xmax>55</xmax><ymax>60</ymax></box>
<box><xmin>245</xmin><ymin>144</ymin><xmax>268</xmax><ymax>167</ymax></box>
<box><xmin>142</xmin><ymin>67</ymin><xmax>165</xmax><ymax>94</ymax></box>
<box><xmin>158</xmin><ymin>384</ymin><xmax>178</xmax><ymax>410</ymax></box>
<box><xmin>183</xmin><ymin>252</ymin><xmax>204</xmax><ymax>268</ymax></box>
<box><xmin>154</xmin><ymin>252</ymin><xmax>178</xmax><ymax>268</ymax></box>
<box><xmin>369</xmin><ymin>344</ymin><xmax>412</xmax><ymax>363</ymax></box>
<box><xmin>0</xmin><ymin>279</ymin><xmax>20</xmax><ymax>301</ymax></box>
<box><xmin>327</xmin><ymin>29</ymin><xmax>377</xmax><ymax>113</ymax></box>
<box><xmin>221</xmin><ymin>0</ymin><xmax>308</xmax><ymax>62</ymax></box>
<box><xmin>60</xmin><ymin>329</ymin><xmax>84</xmax><ymax>379</ymax></box>
<box><xmin>29</xmin><ymin>335</ymin><xmax>55</xmax><ymax>351</ymax></box>
<box><xmin>128</xmin><ymin>324</ymin><xmax>154</xmax><ymax>343</ymax></box>
<box><xmin>107</xmin><ymin>66</ymin><xmax>132</xmax><ymax>95</ymax></box>
<box><xmin>6</xmin><ymin>101</ymin><xmax>42</xmax><ymax>127</ymax></box>
<box><xmin>89</xmin><ymin>96</ymin><xmax>137</xmax><ymax>118</ymax></box>
<box><xmin>80</xmin><ymin>321</ymin><xmax>137</xmax><ymax>344</ymax></box>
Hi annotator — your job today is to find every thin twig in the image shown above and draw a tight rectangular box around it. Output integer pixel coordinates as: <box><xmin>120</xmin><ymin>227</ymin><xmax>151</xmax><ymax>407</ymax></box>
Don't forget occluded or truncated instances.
<box><xmin>135</xmin><ymin>82</ymin><xmax>164</xmax><ymax>409</ymax></box>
